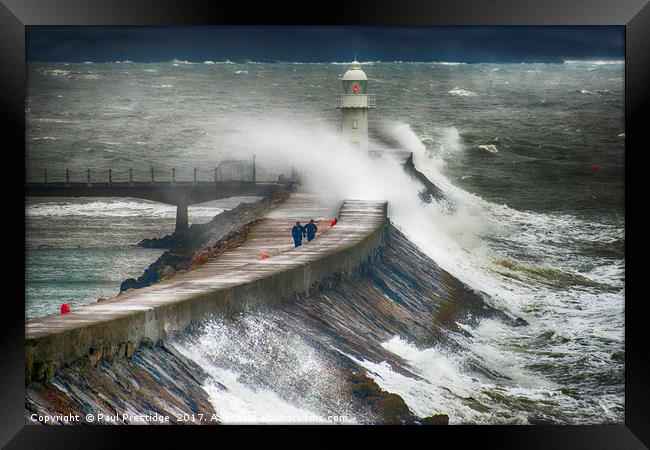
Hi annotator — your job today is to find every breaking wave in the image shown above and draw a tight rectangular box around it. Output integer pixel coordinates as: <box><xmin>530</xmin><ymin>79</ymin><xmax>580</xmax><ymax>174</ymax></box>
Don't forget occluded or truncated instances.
<box><xmin>173</xmin><ymin>313</ymin><xmax>360</xmax><ymax>424</ymax></box>
<box><xmin>26</xmin><ymin>198</ymin><xmax>223</xmax><ymax>221</ymax></box>
<box><xmin>448</xmin><ymin>87</ymin><xmax>477</xmax><ymax>96</ymax></box>
<box><xmin>563</xmin><ymin>59</ymin><xmax>624</xmax><ymax>65</ymax></box>
<box><xmin>478</xmin><ymin>144</ymin><xmax>498</xmax><ymax>153</ymax></box>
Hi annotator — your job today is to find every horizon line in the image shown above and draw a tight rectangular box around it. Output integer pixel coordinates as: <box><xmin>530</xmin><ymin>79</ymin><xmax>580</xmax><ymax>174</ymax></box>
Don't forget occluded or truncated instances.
<box><xmin>26</xmin><ymin>58</ymin><xmax>625</xmax><ymax>65</ymax></box>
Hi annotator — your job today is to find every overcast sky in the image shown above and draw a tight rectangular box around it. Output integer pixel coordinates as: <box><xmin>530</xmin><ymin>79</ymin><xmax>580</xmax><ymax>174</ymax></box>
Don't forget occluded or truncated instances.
<box><xmin>26</xmin><ymin>26</ymin><xmax>624</xmax><ymax>63</ymax></box>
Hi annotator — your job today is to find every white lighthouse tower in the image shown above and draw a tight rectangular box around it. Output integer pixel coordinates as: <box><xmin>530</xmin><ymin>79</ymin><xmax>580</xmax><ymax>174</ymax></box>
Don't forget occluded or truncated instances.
<box><xmin>336</xmin><ymin>60</ymin><xmax>375</xmax><ymax>152</ymax></box>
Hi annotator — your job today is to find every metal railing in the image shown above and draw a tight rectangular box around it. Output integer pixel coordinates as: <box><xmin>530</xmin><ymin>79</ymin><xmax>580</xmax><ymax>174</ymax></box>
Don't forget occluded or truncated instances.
<box><xmin>28</xmin><ymin>156</ymin><xmax>257</xmax><ymax>185</ymax></box>
<box><xmin>335</xmin><ymin>94</ymin><xmax>376</xmax><ymax>109</ymax></box>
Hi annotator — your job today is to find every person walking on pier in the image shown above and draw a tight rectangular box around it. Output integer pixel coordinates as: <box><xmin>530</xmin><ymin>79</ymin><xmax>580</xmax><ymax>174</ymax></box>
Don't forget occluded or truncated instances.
<box><xmin>292</xmin><ymin>221</ymin><xmax>306</xmax><ymax>247</ymax></box>
<box><xmin>305</xmin><ymin>219</ymin><xmax>318</xmax><ymax>242</ymax></box>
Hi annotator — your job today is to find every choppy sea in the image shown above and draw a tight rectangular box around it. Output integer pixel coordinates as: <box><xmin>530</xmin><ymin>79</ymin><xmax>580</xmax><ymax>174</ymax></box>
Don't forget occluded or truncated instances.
<box><xmin>25</xmin><ymin>59</ymin><xmax>624</xmax><ymax>424</ymax></box>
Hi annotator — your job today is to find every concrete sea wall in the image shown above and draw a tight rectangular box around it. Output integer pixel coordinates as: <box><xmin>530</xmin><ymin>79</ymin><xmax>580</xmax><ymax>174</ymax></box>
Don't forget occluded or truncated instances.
<box><xmin>25</xmin><ymin>200</ymin><xmax>388</xmax><ymax>382</ymax></box>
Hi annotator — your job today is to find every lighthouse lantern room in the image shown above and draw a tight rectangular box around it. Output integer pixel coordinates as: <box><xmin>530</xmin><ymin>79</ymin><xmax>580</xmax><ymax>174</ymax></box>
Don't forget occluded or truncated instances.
<box><xmin>336</xmin><ymin>60</ymin><xmax>375</xmax><ymax>152</ymax></box>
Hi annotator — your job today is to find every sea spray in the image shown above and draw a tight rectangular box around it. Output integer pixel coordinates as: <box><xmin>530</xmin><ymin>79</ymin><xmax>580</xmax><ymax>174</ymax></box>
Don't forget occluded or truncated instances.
<box><xmin>210</xmin><ymin>118</ymin><xmax>494</xmax><ymax>299</ymax></box>
<box><xmin>214</xmin><ymin>115</ymin><xmax>623</xmax><ymax>424</ymax></box>
<box><xmin>172</xmin><ymin>313</ymin><xmax>361</xmax><ymax>424</ymax></box>
<box><xmin>26</xmin><ymin>61</ymin><xmax>624</xmax><ymax>424</ymax></box>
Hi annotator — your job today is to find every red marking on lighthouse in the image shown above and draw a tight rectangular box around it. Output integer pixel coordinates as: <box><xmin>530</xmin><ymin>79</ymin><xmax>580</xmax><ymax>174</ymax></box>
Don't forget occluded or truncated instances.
<box><xmin>353</xmin><ymin>84</ymin><xmax>359</xmax><ymax>93</ymax></box>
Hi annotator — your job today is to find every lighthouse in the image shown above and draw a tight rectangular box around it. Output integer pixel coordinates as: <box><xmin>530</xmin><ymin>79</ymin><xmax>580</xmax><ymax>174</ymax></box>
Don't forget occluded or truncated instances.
<box><xmin>336</xmin><ymin>60</ymin><xmax>375</xmax><ymax>152</ymax></box>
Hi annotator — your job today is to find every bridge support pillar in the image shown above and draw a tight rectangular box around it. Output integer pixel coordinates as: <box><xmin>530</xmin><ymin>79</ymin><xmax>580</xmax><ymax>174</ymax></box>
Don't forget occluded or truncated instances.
<box><xmin>175</xmin><ymin>199</ymin><xmax>188</xmax><ymax>233</ymax></box>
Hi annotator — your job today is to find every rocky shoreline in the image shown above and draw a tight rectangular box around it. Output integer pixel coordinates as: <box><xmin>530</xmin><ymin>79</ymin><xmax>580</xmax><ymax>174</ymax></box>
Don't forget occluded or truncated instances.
<box><xmin>345</xmin><ymin>371</ymin><xmax>448</xmax><ymax>424</ymax></box>
<box><xmin>119</xmin><ymin>183</ymin><xmax>293</xmax><ymax>293</ymax></box>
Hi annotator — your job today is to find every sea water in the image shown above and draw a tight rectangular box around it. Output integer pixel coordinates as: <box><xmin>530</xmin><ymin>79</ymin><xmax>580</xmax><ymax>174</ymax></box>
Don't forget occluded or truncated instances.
<box><xmin>25</xmin><ymin>60</ymin><xmax>623</xmax><ymax>423</ymax></box>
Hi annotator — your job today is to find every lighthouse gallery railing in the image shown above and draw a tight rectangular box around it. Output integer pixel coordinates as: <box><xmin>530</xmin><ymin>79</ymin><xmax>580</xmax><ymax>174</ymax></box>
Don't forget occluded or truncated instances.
<box><xmin>335</xmin><ymin>94</ymin><xmax>376</xmax><ymax>109</ymax></box>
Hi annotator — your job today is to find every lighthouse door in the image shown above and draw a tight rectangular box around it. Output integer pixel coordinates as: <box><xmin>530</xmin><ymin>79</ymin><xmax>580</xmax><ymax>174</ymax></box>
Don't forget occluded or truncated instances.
<box><xmin>351</xmin><ymin>141</ymin><xmax>360</xmax><ymax>151</ymax></box>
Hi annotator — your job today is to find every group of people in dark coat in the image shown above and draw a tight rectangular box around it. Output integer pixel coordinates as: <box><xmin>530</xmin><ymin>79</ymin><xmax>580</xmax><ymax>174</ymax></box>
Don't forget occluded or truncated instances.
<box><xmin>291</xmin><ymin>219</ymin><xmax>318</xmax><ymax>248</ymax></box>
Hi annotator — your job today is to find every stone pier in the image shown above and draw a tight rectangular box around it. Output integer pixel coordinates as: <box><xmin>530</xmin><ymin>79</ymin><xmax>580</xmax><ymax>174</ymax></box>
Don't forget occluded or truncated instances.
<box><xmin>25</xmin><ymin>192</ymin><xmax>388</xmax><ymax>381</ymax></box>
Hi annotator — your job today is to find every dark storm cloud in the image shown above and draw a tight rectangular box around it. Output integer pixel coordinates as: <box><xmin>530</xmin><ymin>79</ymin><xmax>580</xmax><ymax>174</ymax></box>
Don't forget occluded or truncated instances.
<box><xmin>26</xmin><ymin>26</ymin><xmax>624</xmax><ymax>63</ymax></box>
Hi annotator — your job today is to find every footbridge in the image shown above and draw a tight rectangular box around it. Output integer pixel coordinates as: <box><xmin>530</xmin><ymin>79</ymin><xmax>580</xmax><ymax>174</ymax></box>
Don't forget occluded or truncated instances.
<box><xmin>25</xmin><ymin>157</ymin><xmax>286</xmax><ymax>232</ymax></box>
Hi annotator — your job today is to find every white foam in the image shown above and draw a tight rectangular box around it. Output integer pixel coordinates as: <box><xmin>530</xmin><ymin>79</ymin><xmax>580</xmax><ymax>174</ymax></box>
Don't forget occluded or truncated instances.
<box><xmin>184</xmin><ymin>360</ymin><xmax>329</xmax><ymax>424</ymax></box>
<box><xmin>31</xmin><ymin>136</ymin><xmax>57</xmax><ymax>140</ymax></box>
<box><xmin>36</xmin><ymin>69</ymin><xmax>70</xmax><ymax>76</ymax></box>
<box><xmin>335</xmin><ymin>343</ymin><xmax>534</xmax><ymax>424</ymax></box>
<box><xmin>448</xmin><ymin>87</ymin><xmax>477</xmax><ymax>97</ymax></box>
<box><xmin>172</xmin><ymin>314</ymin><xmax>359</xmax><ymax>424</ymax></box>
<box><xmin>25</xmin><ymin>198</ymin><xmax>223</xmax><ymax>221</ymax></box>
<box><xmin>478</xmin><ymin>144</ymin><xmax>498</xmax><ymax>153</ymax></box>
<box><xmin>564</xmin><ymin>60</ymin><xmax>624</xmax><ymax>65</ymax></box>
<box><xmin>171</xmin><ymin>59</ymin><xmax>197</xmax><ymax>65</ymax></box>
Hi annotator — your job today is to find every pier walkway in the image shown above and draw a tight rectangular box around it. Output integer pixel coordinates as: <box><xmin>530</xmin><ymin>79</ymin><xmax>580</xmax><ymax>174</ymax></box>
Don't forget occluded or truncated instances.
<box><xmin>25</xmin><ymin>191</ymin><xmax>388</xmax><ymax>381</ymax></box>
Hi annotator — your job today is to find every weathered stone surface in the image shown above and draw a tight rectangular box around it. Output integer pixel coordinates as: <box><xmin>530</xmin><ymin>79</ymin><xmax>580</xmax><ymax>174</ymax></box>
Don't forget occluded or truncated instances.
<box><xmin>25</xmin><ymin>344</ymin><xmax>35</xmax><ymax>382</ymax></box>
<box><xmin>345</xmin><ymin>371</ymin><xmax>418</xmax><ymax>424</ymax></box>
<box><xmin>32</xmin><ymin>361</ymin><xmax>46</xmax><ymax>382</ymax></box>
<box><xmin>159</xmin><ymin>265</ymin><xmax>176</xmax><ymax>279</ymax></box>
<box><xmin>514</xmin><ymin>317</ymin><xmax>529</xmax><ymax>327</ymax></box>
<box><xmin>103</xmin><ymin>342</ymin><xmax>116</xmax><ymax>359</ymax></box>
<box><xmin>119</xmin><ymin>278</ymin><xmax>138</xmax><ymax>292</ymax></box>
<box><xmin>420</xmin><ymin>414</ymin><xmax>450</xmax><ymax>425</ymax></box>
<box><xmin>402</xmin><ymin>153</ymin><xmax>445</xmax><ymax>202</ymax></box>
<box><xmin>25</xmin><ymin>344</ymin><xmax>217</xmax><ymax>425</ymax></box>
<box><xmin>611</xmin><ymin>351</ymin><xmax>625</xmax><ymax>363</ymax></box>
<box><xmin>88</xmin><ymin>345</ymin><xmax>103</xmax><ymax>367</ymax></box>
<box><xmin>137</xmin><ymin>235</ymin><xmax>174</xmax><ymax>249</ymax></box>
<box><xmin>121</xmin><ymin>185</ymin><xmax>292</xmax><ymax>292</ymax></box>
<box><xmin>44</xmin><ymin>362</ymin><xmax>58</xmax><ymax>380</ymax></box>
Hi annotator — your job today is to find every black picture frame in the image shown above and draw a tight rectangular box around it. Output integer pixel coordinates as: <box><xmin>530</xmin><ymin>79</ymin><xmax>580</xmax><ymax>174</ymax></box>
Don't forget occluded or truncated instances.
<box><xmin>2</xmin><ymin>0</ymin><xmax>647</xmax><ymax>447</ymax></box>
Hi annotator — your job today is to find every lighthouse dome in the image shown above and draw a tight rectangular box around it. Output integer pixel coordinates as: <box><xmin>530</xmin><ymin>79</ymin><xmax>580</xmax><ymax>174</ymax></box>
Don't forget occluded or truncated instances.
<box><xmin>342</xmin><ymin>60</ymin><xmax>367</xmax><ymax>81</ymax></box>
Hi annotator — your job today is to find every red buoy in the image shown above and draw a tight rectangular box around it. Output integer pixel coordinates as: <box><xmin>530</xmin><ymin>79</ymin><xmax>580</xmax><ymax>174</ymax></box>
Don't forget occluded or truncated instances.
<box><xmin>260</xmin><ymin>252</ymin><xmax>269</xmax><ymax>260</ymax></box>
<box><xmin>331</xmin><ymin>218</ymin><xmax>338</xmax><ymax>227</ymax></box>
<box><xmin>61</xmin><ymin>303</ymin><xmax>70</xmax><ymax>314</ymax></box>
